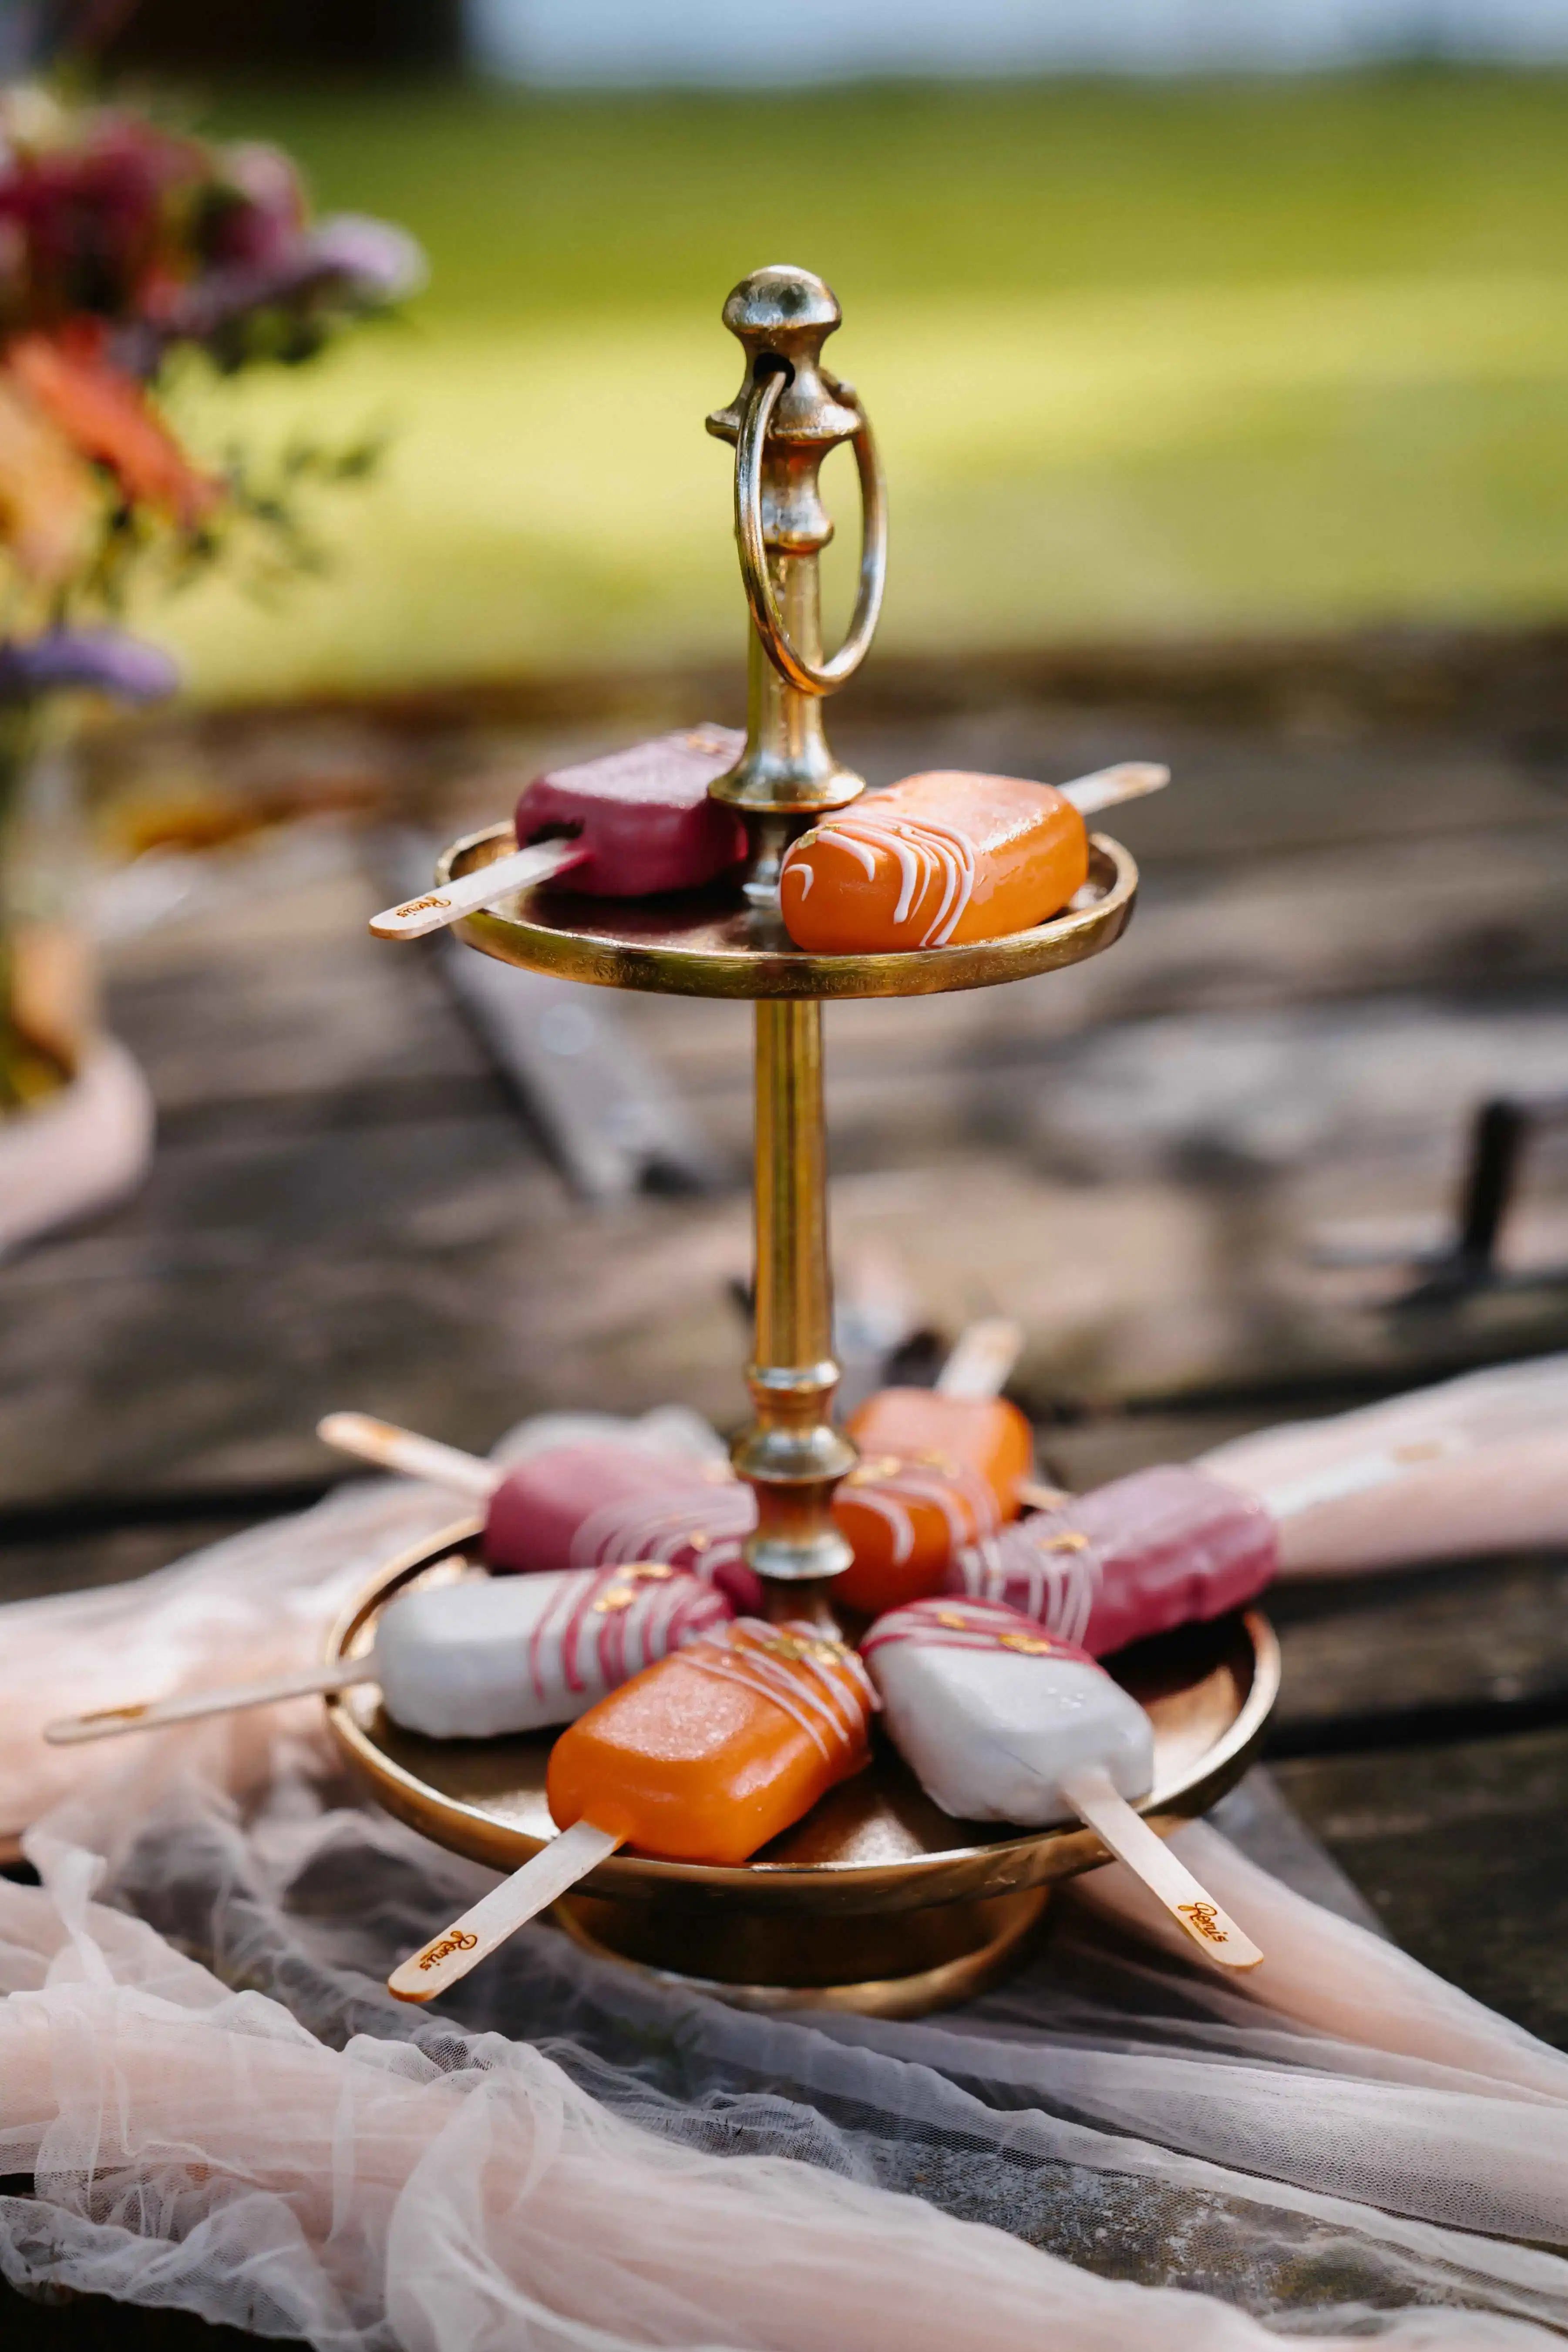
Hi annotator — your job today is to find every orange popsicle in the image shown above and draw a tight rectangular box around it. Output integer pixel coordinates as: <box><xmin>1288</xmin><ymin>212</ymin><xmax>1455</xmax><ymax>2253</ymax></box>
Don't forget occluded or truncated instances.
<box><xmin>779</xmin><ymin>770</ymin><xmax>1087</xmax><ymax>954</ymax></box>
<box><xmin>834</xmin><ymin>1387</ymin><xmax>1034</xmax><ymax>1614</ymax></box>
<box><xmin>546</xmin><ymin>1618</ymin><xmax>875</xmax><ymax>1866</ymax></box>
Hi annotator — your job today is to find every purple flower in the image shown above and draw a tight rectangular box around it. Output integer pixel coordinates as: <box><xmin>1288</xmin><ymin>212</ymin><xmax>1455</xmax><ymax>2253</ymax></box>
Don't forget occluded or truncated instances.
<box><xmin>303</xmin><ymin>215</ymin><xmax>427</xmax><ymax>306</ymax></box>
<box><xmin>205</xmin><ymin>142</ymin><xmax>305</xmax><ymax>273</ymax></box>
<box><xmin>0</xmin><ymin>626</ymin><xmax>178</xmax><ymax>704</ymax></box>
<box><xmin>134</xmin><ymin>211</ymin><xmax>426</xmax><ymax>362</ymax></box>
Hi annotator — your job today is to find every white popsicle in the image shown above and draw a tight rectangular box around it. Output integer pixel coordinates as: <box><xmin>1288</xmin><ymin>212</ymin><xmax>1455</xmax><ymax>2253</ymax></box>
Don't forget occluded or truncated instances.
<box><xmin>861</xmin><ymin>1596</ymin><xmax>1262</xmax><ymax>1970</ymax></box>
<box><xmin>43</xmin><ymin>1564</ymin><xmax>730</xmax><ymax>1748</ymax></box>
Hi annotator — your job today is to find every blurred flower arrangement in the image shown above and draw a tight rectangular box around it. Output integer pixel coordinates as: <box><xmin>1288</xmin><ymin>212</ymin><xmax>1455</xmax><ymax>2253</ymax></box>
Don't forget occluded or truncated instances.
<box><xmin>0</xmin><ymin>78</ymin><xmax>422</xmax><ymax>1114</ymax></box>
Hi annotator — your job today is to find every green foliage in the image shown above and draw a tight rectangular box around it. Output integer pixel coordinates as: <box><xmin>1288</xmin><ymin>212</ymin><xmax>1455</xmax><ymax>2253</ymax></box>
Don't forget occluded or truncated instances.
<box><xmin>152</xmin><ymin>70</ymin><xmax>1568</xmax><ymax>699</ymax></box>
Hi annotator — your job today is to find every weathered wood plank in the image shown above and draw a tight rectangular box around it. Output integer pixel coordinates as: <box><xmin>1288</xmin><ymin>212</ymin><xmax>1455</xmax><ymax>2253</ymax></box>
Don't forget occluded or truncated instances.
<box><xmin>1269</xmin><ymin>1556</ymin><xmax>1568</xmax><ymax>1741</ymax></box>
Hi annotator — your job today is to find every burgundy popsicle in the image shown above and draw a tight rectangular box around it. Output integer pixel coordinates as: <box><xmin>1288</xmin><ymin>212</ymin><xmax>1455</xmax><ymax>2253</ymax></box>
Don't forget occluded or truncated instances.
<box><xmin>485</xmin><ymin>1442</ymin><xmax>764</xmax><ymax>1613</ymax></box>
<box><xmin>948</xmin><ymin>1464</ymin><xmax>1278</xmax><ymax>1654</ymax></box>
<box><xmin>514</xmin><ymin>725</ymin><xmax>747</xmax><ymax>896</ymax></box>
<box><xmin>371</xmin><ymin>726</ymin><xmax>749</xmax><ymax>940</ymax></box>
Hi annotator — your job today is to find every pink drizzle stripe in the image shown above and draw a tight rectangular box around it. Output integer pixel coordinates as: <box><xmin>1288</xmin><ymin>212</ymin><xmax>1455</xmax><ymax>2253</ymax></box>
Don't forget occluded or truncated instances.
<box><xmin>861</xmin><ymin>1596</ymin><xmax>1098</xmax><ymax>1672</ymax></box>
<box><xmin>525</xmin><ymin>1567</ymin><xmax>730</xmax><ymax>1708</ymax></box>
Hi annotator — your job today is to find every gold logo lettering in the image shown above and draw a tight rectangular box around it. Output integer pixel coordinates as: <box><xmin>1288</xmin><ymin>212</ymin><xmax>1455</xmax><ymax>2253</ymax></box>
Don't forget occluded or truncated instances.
<box><xmin>1176</xmin><ymin>1900</ymin><xmax>1229</xmax><ymax>1945</ymax></box>
<box><xmin>592</xmin><ymin>1561</ymin><xmax>676</xmax><ymax>1609</ymax></box>
<box><xmin>417</xmin><ymin>1929</ymin><xmax>479</xmax><ymax>1970</ymax></box>
<box><xmin>396</xmin><ymin>893</ymin><xmax>450</xmax><ymax>917</ymax></box>
<box><xmin>755</xmin><ymin>1629</ymin><xmax>849</xmax><ymax>1667</ymax></box>
<box><xmin>845</xmin><ymin>1455</ymin><xmax>903</xmax><ymax>1486</ymax></box>
<box><xmin>913</xmin><ymin>1449</ymin><xmax>959</xmax><ymax>1477</ymax></box>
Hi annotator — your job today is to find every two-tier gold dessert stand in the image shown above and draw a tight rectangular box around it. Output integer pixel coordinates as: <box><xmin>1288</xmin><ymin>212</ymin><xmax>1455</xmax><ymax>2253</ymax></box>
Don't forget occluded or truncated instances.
<box><xmin>329</xmin><ymin>267</ymin><xmax>1278</xmax><ymax>2018</ymax></box>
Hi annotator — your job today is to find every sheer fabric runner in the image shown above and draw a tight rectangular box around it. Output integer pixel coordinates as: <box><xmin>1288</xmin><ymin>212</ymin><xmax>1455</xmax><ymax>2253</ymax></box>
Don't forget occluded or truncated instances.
<box><xmin>1</xmin><ymin>1425</ymin><xmax>1566</xmax><ymax>2348</ymax></box>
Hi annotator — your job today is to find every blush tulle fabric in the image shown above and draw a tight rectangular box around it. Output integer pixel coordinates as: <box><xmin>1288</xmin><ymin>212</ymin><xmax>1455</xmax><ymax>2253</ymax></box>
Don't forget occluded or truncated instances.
<box><xmin>2</xmin><ymin>1404</ymin><xmax>1567</xmax><ymax>2349</ymax></box>
<box><xmin>1201</xmin><ymin>1350</ymin><xmax>1568</xmax><ymax>1575</ymax></box>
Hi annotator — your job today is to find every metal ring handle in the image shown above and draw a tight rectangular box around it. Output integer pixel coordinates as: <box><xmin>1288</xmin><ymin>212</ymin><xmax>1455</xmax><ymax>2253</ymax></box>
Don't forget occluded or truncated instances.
<box><xmin>735</xmin><ymin>365</ymin><xmax>887</xmax><ymax>698</ymax></box>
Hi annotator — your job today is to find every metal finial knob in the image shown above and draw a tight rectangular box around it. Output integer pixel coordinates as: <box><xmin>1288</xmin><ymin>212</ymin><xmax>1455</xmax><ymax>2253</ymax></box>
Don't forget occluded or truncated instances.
<box><xmin>707</xmin><ymin>266</ymin><xmax>861</xmax><ymax>450</ymax></box>
<box><xmin>707</xmin><ymin>264</ymin><xmax>886</xmax><ymax>701</ymax></box>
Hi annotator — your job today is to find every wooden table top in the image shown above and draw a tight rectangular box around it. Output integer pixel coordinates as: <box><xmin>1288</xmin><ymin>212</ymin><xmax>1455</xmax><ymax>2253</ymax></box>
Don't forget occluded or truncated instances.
<box><xmin>3</xmin><ymin>670</ymin><xmax>1567</xmax><ymax>2340</ymax></box>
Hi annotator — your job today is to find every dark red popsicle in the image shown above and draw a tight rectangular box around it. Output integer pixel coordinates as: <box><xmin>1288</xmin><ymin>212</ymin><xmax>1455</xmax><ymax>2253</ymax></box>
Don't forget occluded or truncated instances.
<box><xmin>514</xmin><ymin>726</ymin><xmax>747</xmax><ymax>897</ymax></box>
<box><xmin>946</xmin><ymin>1464</ymin><xmax>1277</xmax><ymax>1655</ymax></box>
<box><xmin>485</xmin><ymin>1440</ymin><xmax>764</xmax><ymax>1613</ymax></box>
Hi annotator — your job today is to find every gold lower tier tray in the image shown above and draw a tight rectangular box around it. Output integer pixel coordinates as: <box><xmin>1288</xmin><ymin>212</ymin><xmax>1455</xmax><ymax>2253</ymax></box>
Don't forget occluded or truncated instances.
<box><xmin>326</xmin><ymin>1520</ymin><xmax>1279</xmax><ymax>2018</ymax></box>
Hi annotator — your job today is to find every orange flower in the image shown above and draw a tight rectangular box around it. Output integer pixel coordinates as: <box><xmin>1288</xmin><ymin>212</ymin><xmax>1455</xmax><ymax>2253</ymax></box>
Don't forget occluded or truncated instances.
<box><xmin>8</xmin><ymin>333</ymin><xmax>222</xmax><ymax>528</ymax></box>
<box><xmin>0</xmin><ymin>370</ymin><xmax>98</xmax><ymax>586</ymax></box>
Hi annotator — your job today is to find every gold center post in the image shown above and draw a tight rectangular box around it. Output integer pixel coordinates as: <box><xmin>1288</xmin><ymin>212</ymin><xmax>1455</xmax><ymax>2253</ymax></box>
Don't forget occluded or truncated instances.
<box><xmin>706</xmin><ymin>265</ymin><xmax>886</xmax><ymax>1601</ymax></box>
<box><xmin>732</xmin><ymin>998</ymin><xmax>856</xmax><ymax>1597</ymax></box>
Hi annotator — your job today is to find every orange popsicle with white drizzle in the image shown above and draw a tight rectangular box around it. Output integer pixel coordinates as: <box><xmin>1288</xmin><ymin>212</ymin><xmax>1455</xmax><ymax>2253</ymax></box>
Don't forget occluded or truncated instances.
<box><xmin>389</xmin><ymin>1619</ymin><xmax>876</xmax><ymax>2000</ymax></box>
<box><xmin>546</xmin><ymin>1618</ymin><xmax>875</xmax><ymax>1866</ymax></box>
<box><xmin>835</xmin><ymin>1386</ymin><xmax>1034</xmax><ymax>1614</ymax></box>
<box><xmin>779</xmin><ymin>762</ymin><xmax>1166</xmax><ymax>955</ymax></box>
<box><xmin>831</xmin><ymin>1316</ymin><xmax>1033</xmax><ymax>1616</ymax></box>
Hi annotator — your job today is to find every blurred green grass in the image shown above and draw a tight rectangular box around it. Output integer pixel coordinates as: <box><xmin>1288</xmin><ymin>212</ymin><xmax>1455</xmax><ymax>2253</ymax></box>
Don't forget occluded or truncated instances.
<box><xmin>151</xmin><ymin>72</ymin><xmax>1568</xmax><ymax>700</ymax></box>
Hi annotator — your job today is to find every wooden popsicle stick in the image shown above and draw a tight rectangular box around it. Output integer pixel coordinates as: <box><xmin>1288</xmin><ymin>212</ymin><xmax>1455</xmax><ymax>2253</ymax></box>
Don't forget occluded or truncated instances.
<box><xmin>316</xmin><ymin>1412</ymin><xmax>499</xmax><ymax>1499</ymax></box>
<box><xmin>1256</xmin><ymin>1435</ymin><xmax>1464</xmax><ymax>1523</ymax></box>
<box><xmin>1059</xmin><ymin>1763</ymin><xmax>1264</xmax><ymax>1971</ymax></box>
<box><xmin>933</xmin><ymin>1317</ymin><xmax>1024</xmax><ymax>1401</ymax></box>
<box><xmin>43</xmin><ymin>1656</ymin><xmax>379</xmax><ymax>1746</ymax></box>
<box><xmin>1057</xmin><ymin>762</ymin><xmax>1169</xmax><ymax>816</ymax></box>
<box><xmin>388</xmin><ymin>1818</ymin><xmax>623</xmax><ymax>2002</ymax></box>
<box><xmin>1016</xmin><ymin>1480</ymin><xmax>1073</xmax><ymax>1513</ymax></box>
<box><xmin>369</xmin><ymin>836</ymin><xmax>587</xmax><ymax>940</ymax></box>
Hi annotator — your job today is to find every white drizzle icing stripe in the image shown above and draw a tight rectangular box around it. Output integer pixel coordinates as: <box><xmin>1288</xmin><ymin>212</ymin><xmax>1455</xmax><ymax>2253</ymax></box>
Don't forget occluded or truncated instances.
<box><xmin>838</xmin><ymin>1456</ymin><xmax>1004</xmax><ymax>1564</ymax></box>
<box><xmin>848</xmin><ymin>1484</ymin><xmax>914</xmax><ymax>1564</ymax></box>
<box><xmin>677</xmin><ymin>1619</ymin><xmax>874</xmax><ymax>1761</ymax></box>
<box><xmin>680</xmin><ymin>1651</ymin><xmax>840</xmax><ymax>1759</ymax></box>
<box><xmin>806</xmin><ymin>812</ymin><xmax>979</xmax><ymax>947</ymax></box>
<box><xmin>568</xmin><ymin>1484</ymin><xmax>756</xmax><ymax>1580</ymax></box>
<box><xmin>949</xmin><ymin>1524</ymin><xmax>1104</xmax><ymax>1648</ymax></box>
<box><xmin>565</xmin><ymin>1454</ymin><xmax>1001</xmax><ymax>1590</ymax></box>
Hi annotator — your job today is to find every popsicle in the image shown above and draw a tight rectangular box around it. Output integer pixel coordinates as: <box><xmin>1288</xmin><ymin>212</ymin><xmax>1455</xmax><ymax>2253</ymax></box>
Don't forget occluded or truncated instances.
<box><xmin>778</xmin><ymin>761</ymin><xmax>1167</xmax><ymax>956</ymax></box>
<box><xmin>316</xmin><ymin>1413</ymin><xmax>764</xmax><ymax>1610</ymax></box>
<box><xmin>370</xmin><ymin>725</ymin><xmax>747</xmax><ymax>939</ymax></box>
<box><xmin>488</xmin><ymin>1438</ymin><xmax>763</xmax><ymax>1608</ymax></box>
<box><xmin>43</xmin><ymin>1563</ymin><xmax>732</xmax><ymax>1746</ymax></box>
<box><xmin>949</xmin><ymin>1465</ymin><xmax>1278</xmax><ymax>1654</ymax></box>
<box><xmin>387</xmin><ymin>1619</ymin><xmax>876</xmax><ymax>2001</ymax></box>
<box><xmin>947</xmin><ymin>1443</ymin><xmax>1458</xmax><ymax>1652</ymax></box>
<box><xmin>834</xmin><ymin>1318</ymin><xmax>1034</xmax><ymax>1614</ymax></box>
<box><xmin>861</xmin><ymin>1595</ymin><xmax>1261</xmax><ymax>1970</ymax></box>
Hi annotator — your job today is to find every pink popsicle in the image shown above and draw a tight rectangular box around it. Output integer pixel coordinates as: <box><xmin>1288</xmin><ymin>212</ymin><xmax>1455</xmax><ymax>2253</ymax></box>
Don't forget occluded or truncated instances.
<box><xmin>514</xmin><ymin>726</ymin><xmax>747</xmax><ymax>897</ymax></box>
<box><xmin>485</xmin><ymin>1442</ymin><xmax>764</xmax><ymax>1612</ymax></box>
<box><xmin>948</xmin><ymin>1464</ymin><xmax>1276</xmax><ymax>1655</ymax></box>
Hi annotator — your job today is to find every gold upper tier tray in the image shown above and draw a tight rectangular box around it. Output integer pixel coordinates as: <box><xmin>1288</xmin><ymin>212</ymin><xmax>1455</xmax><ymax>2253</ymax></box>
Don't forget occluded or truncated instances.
<box><xmin>440</xmin><ymin>824</ymin><xmax>1137</xmax><ymax>1002</ymax></box>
